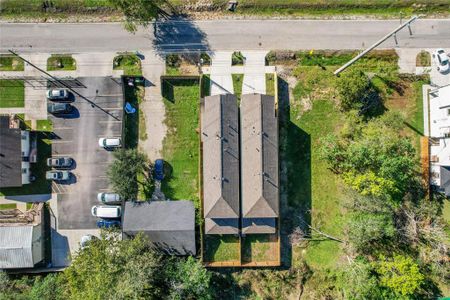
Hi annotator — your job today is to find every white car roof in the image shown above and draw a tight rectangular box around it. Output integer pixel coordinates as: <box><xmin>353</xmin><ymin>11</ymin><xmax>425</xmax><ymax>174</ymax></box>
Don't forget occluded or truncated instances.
<box><xmin>92</xmin><ymin>206</ymin><xmax>121</xmax><ymax>218</ymax></box>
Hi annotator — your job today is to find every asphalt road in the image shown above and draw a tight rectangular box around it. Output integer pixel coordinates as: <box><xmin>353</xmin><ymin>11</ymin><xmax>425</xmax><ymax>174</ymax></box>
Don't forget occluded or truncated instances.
<box><xmin>50</xmin><ymin>77</ymin><xmax>123</xmax><ymax>229</ymax></box>
<box><xmin>1</xmin><ymin>19</ymin><xmax>450</xmax><ymax>53</ymax></box>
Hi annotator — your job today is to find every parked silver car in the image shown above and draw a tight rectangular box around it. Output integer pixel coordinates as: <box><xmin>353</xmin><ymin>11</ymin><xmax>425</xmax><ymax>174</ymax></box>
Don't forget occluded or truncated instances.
<box><xmin>97</xmin><ymin>192</ymin><xmax>121</xmax><ymax>204</ymax></box>
<box><xmin>46</xmin><ymin>170</ymin><xmax>71</xmax><ymax>181</ymax></box>
<box><xmin>47</xmin><ymin>157</ymin><xmax>73</xmax><ymax>168</ymax></box>
<box><xmin>47</xmin><ymin>89</ymin><xmax>71</xmax><ymax>101</ymax></box>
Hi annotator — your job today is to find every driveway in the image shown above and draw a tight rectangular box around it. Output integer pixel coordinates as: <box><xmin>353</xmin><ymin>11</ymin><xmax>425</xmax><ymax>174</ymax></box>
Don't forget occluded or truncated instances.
<box><xmin>49</xmin><ymin>77</ymin><xmax>123</xmax><ymax>229</ymax></box>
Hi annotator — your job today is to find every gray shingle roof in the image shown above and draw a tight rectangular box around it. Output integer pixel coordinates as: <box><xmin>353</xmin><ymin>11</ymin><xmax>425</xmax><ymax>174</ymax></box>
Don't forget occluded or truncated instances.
<box><xmin>201</xmin><ymin>94</ymin><xmax>240</xmax><ymax>225</ymax></box>
<box><xmin>242</xmin><ymin>218</ymin><xmax>276</xmax><ymax>234</ymax></box>
<box><xmin>122</xmin><ymin>201</ymin><xmax>196</xmax><ymax>255</ymax></box>
<box><xmin>241</xmin><ymin>94</ymin><xmax>279</xmax><ymax>220</ymax></box>
<box><xmin>205</xmin><ymin>218</ymin><xmax>239</xmax><ymax>235</ymax></box>
<box><xmin>0</xmin><ymin>226</ymin><xmax>35</xmax><ymax>269</ymax></box>
<box><xmin>0</xmin><ymin>115</ymin><xmax>22</xmax><ymax>188</ymax></box>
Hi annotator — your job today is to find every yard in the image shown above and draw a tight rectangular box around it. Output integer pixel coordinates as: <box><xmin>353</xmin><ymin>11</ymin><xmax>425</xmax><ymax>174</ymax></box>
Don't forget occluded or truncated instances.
<box><xmin>47</xmin><ymin>55</ymin><xmax>76</xmax><ymax>71</ymax></box>
<box><xmin>204</xmin><ymin>235</ymin><xmax>240</xmax><ymax>263</ymax></box>
<box><xmin>161</xmin><ymin>78</ymin><xmax>200</xmax><ymax>207</ymax></box>
<box><xmin>0</xmin><ymin>80</ymin><xmax>25</xmax><ymax>108</ymax></box>
<box><xmin>276</xmin><ymin>50</ymin><xmax>426</xmax><ymax>273</ymax></box>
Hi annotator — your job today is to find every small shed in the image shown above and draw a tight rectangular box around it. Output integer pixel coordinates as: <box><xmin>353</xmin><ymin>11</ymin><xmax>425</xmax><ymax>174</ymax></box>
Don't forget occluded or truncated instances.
<box><xmin>0</xmin><ymin>224</ymin><xmax>44</xmax><ymax>269</ymax></box>
<box><xmin>122</xmin><ymin>201</ymin><xmax>196</xmax><ymax>256</ymax></box>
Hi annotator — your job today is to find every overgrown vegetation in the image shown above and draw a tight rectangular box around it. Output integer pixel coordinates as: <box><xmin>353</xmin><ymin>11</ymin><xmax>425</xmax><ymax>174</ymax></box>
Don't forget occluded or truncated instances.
<box><xmin>0</xmin><ymin>55</ymin><xmax>24</xmax><ymax>71</ymax></box>
<box><xmin>0</xmin><ymin>80</ymin><xmax>25</xmax><ymax>108</ymax></box>
<box><xmin>0</xmin><ymin>233</ymin><xmax>213</xmax><ymax>299</ymax></box>
<box><xmin>1</xmin><ymin>0</ymin><xmax>449</xmax><ymax>21</ymax></box>
<box><xmin>47</xmin><ymin>55</ymin><xmax>76</xmax><ymax>71</ymax></box>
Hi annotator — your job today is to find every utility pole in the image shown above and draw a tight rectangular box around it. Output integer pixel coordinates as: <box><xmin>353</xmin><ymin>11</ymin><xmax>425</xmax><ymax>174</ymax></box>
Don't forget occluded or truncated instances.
<box><xmin>334</xmin><ymin>16</ymin><xmax>418</xmax><ymax>76</ymax></box>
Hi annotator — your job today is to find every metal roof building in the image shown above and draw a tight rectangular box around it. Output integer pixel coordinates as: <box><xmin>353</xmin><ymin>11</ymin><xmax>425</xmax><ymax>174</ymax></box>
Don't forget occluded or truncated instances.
<box><xmin>201</xmin><ymin>94</ymin><xmax>240</xmax><ymax>235</ymax></box>
<box><xmin>240</xmin><ymin>94</ymin><xmax>279</xmax><ymax>234</ymax></box>
<box><xmin>0</xmin><ymin>224</ymin><xmax>44</xmax><ymax>269</ymax></box>
<box><xmin>0</xmin><ymin>115</ymin><xmax>22</xmax><ymax>188</ymax></box>
<box><xmin>122</xmin><ymin>201</ymin><xmax>196</xmax><ymax>255</ymax></box>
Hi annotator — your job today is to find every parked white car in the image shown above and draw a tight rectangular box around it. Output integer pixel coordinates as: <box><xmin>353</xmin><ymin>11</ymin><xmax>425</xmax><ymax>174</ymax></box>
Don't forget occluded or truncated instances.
<box><xmin>91</xmin><ymin>205</ymin><xmax>121</xmax><ymax>219</ymax></box>
<box><xmin>98</xmin><ymin>138</ymin><xmax>121</xmax><ymax>149</ymax></box>
<box><xmin>97</xmin><ymin>192</ymin><xmax>121</xmax><ymax>204</ymax></box>
<box><xmin>47</xmin><ymin>89</ymin><xmax>70</xmax><ymax>101</ymax></box>
<box><xmin>432</xmin><ymin>49</ymin><xmax>449</xmax><ymax>73</ymax></box>
<box><xmin>46</xmin><ymin>170</ymin><xmax>71</xmax><ymax>181</ymax></box>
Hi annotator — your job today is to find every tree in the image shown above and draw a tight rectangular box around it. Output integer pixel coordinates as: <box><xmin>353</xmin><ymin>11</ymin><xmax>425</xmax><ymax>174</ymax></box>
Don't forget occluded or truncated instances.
<box><xmin>374</xmin><ymin>255</ymin><xmax>425</xmax><ymax>297</ymax></box>
<box><xmin>107</xmin><ymin>148</ymin><xmax>149</xmax><ymax>200</ymax></box>
<box><xmin>348</xmin><ymin>211</ymin><xmax>395</xmax><ymax>252</ymax></box>
<box><xmin>108</xmin><ymin>0</ymin><xmax>167</xmax><ymax>33</ymax></box>
<box><xmin>165</xmin><ymin>256</ymin><xmax>212</xmax><ymax>300</ymax></box>
<box><xmin>335</xmin><ymin>69</ymin><xmax>381</xmax><ymax>113</ymax></box>
<box><xmin>320</xmin><ymin>112</ymin><xmax>418</xmax><ymax>201</ymax></box>
<box><xmin>63</xmin><ymin>232</ymin><xmax>163</xmax><ymax>299</ymax></box>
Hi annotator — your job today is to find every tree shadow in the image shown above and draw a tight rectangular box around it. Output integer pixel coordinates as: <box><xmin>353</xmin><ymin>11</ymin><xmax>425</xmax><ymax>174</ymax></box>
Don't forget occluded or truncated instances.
<box><xmin>278</xmin><ymin>77</ymin><xmax>312</xmax><ymax>268</ymax></box>
<box><xmin>152</xmin><ymin>14</ymin><xmax>211</xmax><ymax>56</ymax></box>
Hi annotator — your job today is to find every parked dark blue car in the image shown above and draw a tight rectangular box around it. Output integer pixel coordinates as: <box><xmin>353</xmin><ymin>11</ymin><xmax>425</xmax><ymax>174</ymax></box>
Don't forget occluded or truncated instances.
<box><xmin>96</xmin><ymin>219</ymin><xmax>121</xmax><ymax>228</ymax></box>
<box><xmin>154</xmin><ymin>159</ymin><xmax>164</xmax><ymax>181</ymax></box>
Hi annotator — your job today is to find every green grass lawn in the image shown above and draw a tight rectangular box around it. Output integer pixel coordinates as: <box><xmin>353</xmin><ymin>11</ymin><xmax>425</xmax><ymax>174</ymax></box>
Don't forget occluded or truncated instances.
<box><xmin>113</xmin><ymin>54</ymin><xmax>142</xmax><ymax>76</ymax></box>
<box><xmin>283</xmin><ymin>98</ymin><xmax>348</xmax><ymax>269</ymax></box>
<box><xmin>161</xmin><ymin>78</ymin><xmax>200</xmax><ymax>207</ymax></box>
<box><xmin>0</xmin><ymin>133</ymin><xmax>51</xmax><ymax>196</ymax></box>
<box><xmin>0</xmin><ymin>56</ymin><xmax>24</xmax><ymax>71</ymax></box>
<box><xmin>265</xmin><ymin>73</ymin><xmax>275</xmax><ymax>96</ymax></box>
<box><xmin>242</xmin><ymin>234</ymin><xmax>278</xmax><ymax>263</ymax></box>
<box><xmin>204</xmin><ymin>235</ymin><xmax>240</xmax><ymax>262</ymax></box>
<box><xmin>36</xmin><ymin>119</ymin><xmax>53</xmax><ymax>132</ymax></box>
<box><xmin>47</xmin><ymin>55</ymin><xmax>76</xmax><ymax>71</ymax></box>
<box><xmin>0</xmin><ymin>80</ymin><xmax>25</xmax><ymax>108</ymax></box>
<box><xmin>232</xmin><ymin>74</ymin><xmax>243</xmax><ymax>101</ymax></box>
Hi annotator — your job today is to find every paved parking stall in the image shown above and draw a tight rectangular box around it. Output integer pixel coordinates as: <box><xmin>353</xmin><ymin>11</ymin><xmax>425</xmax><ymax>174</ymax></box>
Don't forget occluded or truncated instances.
<box><xmin>49</xmin><ymin>77</ymin><xmax>124</xmax><ymax>229</ymax></box>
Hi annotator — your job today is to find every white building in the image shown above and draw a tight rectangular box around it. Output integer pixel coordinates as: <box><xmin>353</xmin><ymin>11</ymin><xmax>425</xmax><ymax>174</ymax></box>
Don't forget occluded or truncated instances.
<box><xmin>429</xmin><ymin>85</ymin><xmax>450</xmax><ymax>196</ymax></box>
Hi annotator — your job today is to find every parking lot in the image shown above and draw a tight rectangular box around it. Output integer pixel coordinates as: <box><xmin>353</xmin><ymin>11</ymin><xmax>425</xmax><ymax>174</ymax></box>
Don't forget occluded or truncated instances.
<box><xmin>49</xmin><ymin>77</ymin><xmax>123</xmax><ymax>229</ymax></box>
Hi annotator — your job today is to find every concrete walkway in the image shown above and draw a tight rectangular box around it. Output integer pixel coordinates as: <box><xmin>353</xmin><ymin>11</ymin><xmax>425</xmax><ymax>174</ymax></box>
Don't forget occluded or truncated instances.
<box><xmin>140</xmin><ymin>51</ymin><xmax>167</xmax><ymax>161</ymax></box>
<box><xmin>241</xmin><ymin>51</ymin><xmax>268</xmax><ymax>95</ymax></box>
<box><xmin>210</xmin><ymin>51</ymin><xmax>234</xmax><ymax>96</ymax></box>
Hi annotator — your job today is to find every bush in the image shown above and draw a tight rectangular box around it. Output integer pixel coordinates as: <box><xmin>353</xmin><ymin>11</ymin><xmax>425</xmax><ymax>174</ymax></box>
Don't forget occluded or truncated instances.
<box><xmin>232</xmin><ymin>51</ymin><xmax>245</xmax><ymax>66</ymax></box>
<box><xmin>166</xmin><ymin>54</ymin><xmax>181</xmax><ymax>68</ymax></box>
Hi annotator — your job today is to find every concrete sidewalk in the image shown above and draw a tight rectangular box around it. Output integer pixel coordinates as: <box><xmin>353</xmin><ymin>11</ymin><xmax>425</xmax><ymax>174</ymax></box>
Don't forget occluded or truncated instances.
<box><xmin>210</xmin><ymin>51</ymin><xmax>234</xmax><ymax>95</ymax></box>
<box><xmin>241</xmin><ymin>51</ymin><xmax>268</xmax><ymax>95</ymax></box>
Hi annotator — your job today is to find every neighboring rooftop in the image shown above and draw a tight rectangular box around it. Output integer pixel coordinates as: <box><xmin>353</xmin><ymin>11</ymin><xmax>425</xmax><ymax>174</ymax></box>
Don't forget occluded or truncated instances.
<box><xmin>0</xmin><ymin>115</ymin><xmax>22</xmax><ymax>188</ymax></box>
<box><xmin>429</xmin><ymin>85</ymin><xmax>450</xmax><ymax>138</ymax></box>
<box><xmin>201</xmin><ymin>94</ymin><xmax>240</xmax><ymax>235</ymax></box>
<box><xmin>240</xmin><ymin>94</ymin><xmax>279</xmax><ymax>234</ymax></box>
<box><xmin>122</xmin><ymin>201</ymin><xmax>196</xmax><ymax>255</ymax></box>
